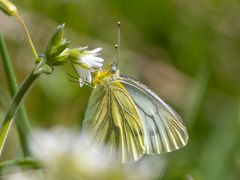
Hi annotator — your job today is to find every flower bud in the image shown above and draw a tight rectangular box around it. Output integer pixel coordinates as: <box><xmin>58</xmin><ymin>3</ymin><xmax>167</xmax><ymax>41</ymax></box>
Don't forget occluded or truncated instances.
<box><xmin>0</xmin><ymin>0</ymin><xmax>17</xmax><ymax>16</ymax></box>
<box><xmin>45</xmin><ymin>24</ymin><xmax>71</xmax><ymax>66</ymax></box>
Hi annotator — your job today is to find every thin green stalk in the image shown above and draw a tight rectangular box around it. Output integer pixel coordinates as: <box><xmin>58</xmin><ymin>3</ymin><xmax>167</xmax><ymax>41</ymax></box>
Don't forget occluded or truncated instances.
<box><xmin>0</xmin><ymin>71</ymin><xmax>39</xmax><ymax>156</ymax></box>
<box><xmin>0</xmin><ymin>33</ymin><xmax>32</xmax><ymax>156</ymax></box>
<box><xmin>0</xmin><ymin>157</ymin><xmax>42</xmax><ymax>175</ymax></box>
<box><xmin>15</xmin><ymin>13</ymin><xmax>38</xmax><ymax>60</ymax></box>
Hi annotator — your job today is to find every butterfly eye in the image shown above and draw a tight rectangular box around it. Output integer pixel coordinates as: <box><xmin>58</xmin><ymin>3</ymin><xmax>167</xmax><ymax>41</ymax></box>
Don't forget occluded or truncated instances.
<box><xmin>111</xmin><ymin>65</ymin><xmax>118</xmax><ymax>73</ymax></box>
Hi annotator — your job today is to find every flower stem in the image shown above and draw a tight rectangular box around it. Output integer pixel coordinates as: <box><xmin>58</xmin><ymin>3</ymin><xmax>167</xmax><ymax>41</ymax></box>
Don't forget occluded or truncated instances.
<box><xmin>15</xmin><ymin>13</ymin><xmax>38</xmax><ymax>60</ymax></box>
<box><xmin>0</xmin><ymin>33</ymin><xmax>32</xmax><ymax>156</ymax></box>
<box><xmin>0</xmin><ymin>70</ymin><xmax>39</xmax><ymax>156</ymax></box>
<box><xmin>0</xmin><ymin>157</ymin><xmax>42</xmax><ymax>174</ymax></box>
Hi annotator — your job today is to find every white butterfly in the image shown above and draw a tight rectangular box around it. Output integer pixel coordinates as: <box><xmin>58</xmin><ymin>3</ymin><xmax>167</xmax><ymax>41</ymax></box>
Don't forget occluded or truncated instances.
<box><xmin>83</xmin><ymin>64</ymin><xmax>188</xmax><ymax>163</ymax></box>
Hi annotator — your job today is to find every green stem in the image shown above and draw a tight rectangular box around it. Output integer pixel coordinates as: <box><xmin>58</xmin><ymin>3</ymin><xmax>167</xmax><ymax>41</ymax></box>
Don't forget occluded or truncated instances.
<box><xmin>0</xmin><ymin>157</ymin><xmax>42</xmax><ymax>174</ymax></box>
<box><xmin>0</xmin><ymin>71</ymin><xmax>39</xmax><ymax>156</ymax></box>
<box><xmin>15</xmin><ymin>13</ymin><xmax>38</xmax><ymax>60</ymax></box>
<box><xmin>0</xmin><ymin>33</ymin><xmax>32</xmax><ymax>156</ymax></box>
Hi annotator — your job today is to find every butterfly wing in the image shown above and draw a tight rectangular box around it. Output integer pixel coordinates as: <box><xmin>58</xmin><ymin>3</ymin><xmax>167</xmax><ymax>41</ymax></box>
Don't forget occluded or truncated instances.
<box><xmin>83</xmin><ymin>81</ymin><xmax>145</xmax><ymax>163</ymax></box>
<box><xmin>118</xmin><ymin>75</ymin><xmax>188</xmax><ymax>154</ymax></box>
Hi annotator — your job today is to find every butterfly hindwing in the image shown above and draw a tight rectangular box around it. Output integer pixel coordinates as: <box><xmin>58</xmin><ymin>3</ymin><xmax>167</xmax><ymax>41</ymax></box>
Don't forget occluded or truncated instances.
<box><xmin>118</xmin><ymin>75</ymin><xmax>188</xmax><ymax>154</ymax></box>
<box><xmin>83</xmin><ymin>81</ymin><xmax>145</xmax><ymax>163</ymax></box>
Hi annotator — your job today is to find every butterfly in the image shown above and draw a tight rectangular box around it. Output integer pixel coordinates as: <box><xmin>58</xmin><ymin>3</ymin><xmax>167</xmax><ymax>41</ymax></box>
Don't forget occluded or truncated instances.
<box><xmin>82</xmin><ymin>62</ymin><xmax>189</xmax><ymax>163</ymax></box>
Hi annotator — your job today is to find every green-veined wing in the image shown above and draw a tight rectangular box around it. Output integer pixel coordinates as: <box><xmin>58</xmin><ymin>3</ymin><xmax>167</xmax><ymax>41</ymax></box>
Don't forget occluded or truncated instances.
<box><xmin>118</xmin><ymin>75</ymin><xmax>188</xmax><ymax>154</ymax></box>
<box><xmin>83</xmin><ymin>81</ymin><xmax>145</xmax><ymax>163</ymax></box>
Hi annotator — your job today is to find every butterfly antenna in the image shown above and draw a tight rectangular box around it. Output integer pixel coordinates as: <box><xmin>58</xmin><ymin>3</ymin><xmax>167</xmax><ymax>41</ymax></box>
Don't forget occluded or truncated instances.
<box><xmin>115</xmin><ymin>44</ymin><xmax>119</xmax><ymax>66</ymax></box>
<box><xmin>115</xmin><ymin>21</ymin><xmax>121</xmax><ymax>67</ymax></box>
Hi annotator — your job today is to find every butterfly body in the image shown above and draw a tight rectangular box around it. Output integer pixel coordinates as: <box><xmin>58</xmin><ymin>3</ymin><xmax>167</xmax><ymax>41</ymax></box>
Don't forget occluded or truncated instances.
<box><xmin>83</xmin><ymin>65</ymin><xmax>188</xmax><ymax>163</ymax></box>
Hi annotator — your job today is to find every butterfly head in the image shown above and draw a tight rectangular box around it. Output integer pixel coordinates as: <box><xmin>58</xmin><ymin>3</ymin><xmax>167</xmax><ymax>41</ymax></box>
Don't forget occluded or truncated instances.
<box><xmin>92</xmin><ymin>63</ymin><xmax>119</xmax><ymax>87</ymax></box>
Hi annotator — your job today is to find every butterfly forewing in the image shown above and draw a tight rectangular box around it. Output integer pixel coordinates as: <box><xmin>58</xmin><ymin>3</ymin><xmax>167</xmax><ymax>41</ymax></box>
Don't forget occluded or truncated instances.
<box><xmin>118</xmin><ymin>75</ymin><xmax>188</xmax><ymax>154</ymax></box>
<box><xmin>83</xmin><ymin>81</ymin><xmax>145</xmax><ymax>163</ymax></box>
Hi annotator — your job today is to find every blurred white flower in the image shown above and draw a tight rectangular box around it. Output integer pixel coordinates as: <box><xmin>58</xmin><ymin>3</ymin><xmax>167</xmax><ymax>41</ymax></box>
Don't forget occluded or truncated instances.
<box><xmin>72</xmin><ymin>47</ymin><xmax>104</xmax><ymax>87</ymax></box>
<box><xmin>29</xmin><ymin>127</ymin><xmax>110</xmax><ymax>173</ymax></box>
<box><xmin>2</xmin><ymin>169</ymin><xmax>43</xmax><ymax>180</ymax></box>
<box><xmin>3</xmin><ymin>127</ymin><xmax>165</xmax><ymax>180</ymax></box>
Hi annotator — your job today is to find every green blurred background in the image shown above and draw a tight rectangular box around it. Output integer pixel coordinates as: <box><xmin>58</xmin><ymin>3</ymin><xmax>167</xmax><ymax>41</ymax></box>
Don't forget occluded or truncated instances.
<box><xmin>1</xmin><ymin>0</ymin><xmax>240</xmax><ymax>179</ymax></box>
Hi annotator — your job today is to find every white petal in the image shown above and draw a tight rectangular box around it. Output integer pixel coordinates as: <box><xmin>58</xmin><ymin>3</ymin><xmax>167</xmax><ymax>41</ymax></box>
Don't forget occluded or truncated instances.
<box><xmin>79</xmin><ymin>78</ymin><xmax>84</xmax><ymax>87</ymax></box>
<box><xmin>80</xmin><ymin>55</ymin><xmax>94</xmax><ymax>66</ymax></box>
<box><xmin>79</xmin><ymin>46</ymin><xmax>88</xmax><ymax>51</ymax></box>
<box><xmin>80</xmin><ymin>56</ymin><xmax>103</xmax><ymax>68</ymax></box>
<box><xmin>87</xmin><ymin>57</ymin><xmax>104</xmax><ymax>68</ymax></box>
<box><xmin>86</xmin><ymin>72</ymin><xmax>92</xmax><ymax>83</ymax></box>
<box><xmin>86</xmin><ymin>47</ymin><xmax>102</xmax><ymax>54</ymax></box>
<box><xmin>76</xmin><ymin>66</ymin><xmax>92</xmax><ymax>86</ymax></box>
<box><xmin>80</xmin><ymin>55</ymin><xmax>91</xmax><ymax>65</ymax></box>
<box><xmin>92</xmin><ymin>56</ymin><xmax>104</xmax><ymax>62</ymax></box>
<box><xmin>92</xmin><ymin>61</ymin><xmax>103</xmax><ymax>68</ymax></box>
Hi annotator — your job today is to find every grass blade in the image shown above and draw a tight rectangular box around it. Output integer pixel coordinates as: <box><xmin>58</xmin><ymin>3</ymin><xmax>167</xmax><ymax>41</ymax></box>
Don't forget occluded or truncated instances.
<box><xmin>0</xmin><ymin>33</ymin><xmax>32</xmax><ymax>156</ymax></box>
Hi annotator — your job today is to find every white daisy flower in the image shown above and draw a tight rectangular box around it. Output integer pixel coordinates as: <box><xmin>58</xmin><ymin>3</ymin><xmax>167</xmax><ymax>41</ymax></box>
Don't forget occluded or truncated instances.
<box><xmin>23</xmin><ymin>127</ymin><xmax>164</xmax><ymax>180</ymax></box>
<box><xmin>73</xmin><ymin>47</ymin><xmax>104</xmax><ymax>87</ymax></box>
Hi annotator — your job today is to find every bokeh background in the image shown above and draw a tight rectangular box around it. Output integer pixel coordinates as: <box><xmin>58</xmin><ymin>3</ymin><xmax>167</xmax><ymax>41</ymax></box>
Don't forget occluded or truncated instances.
<box><xmin>1</xmin><ymin>0</ymin><xmax>240</xmax><ymax>179</ymax></box>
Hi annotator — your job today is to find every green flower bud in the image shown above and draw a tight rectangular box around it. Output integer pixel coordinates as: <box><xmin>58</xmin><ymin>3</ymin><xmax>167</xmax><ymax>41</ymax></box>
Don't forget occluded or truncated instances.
<box><xmin>0</xmin><ymin>0</ymin><xmax>17</xmax><ymax>16</ymax></box>
<box><xmin>45</xmin><ymin>24</ymin><xmax>71</xmax><ymax>66</ymax></box>
<box><xmin>46</xmin><ymin>24</ymin><xmax>66</xmax><ymax>59</ymax></box>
